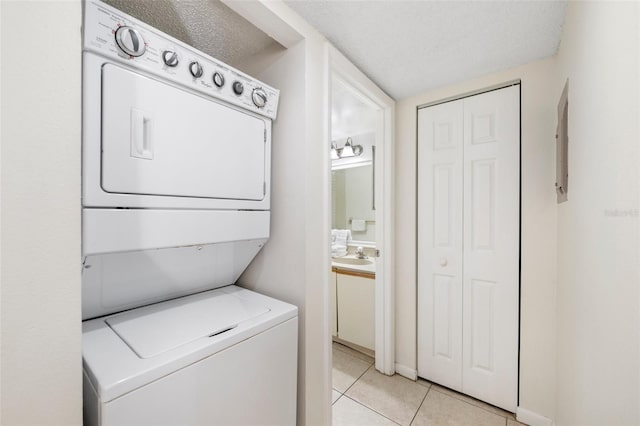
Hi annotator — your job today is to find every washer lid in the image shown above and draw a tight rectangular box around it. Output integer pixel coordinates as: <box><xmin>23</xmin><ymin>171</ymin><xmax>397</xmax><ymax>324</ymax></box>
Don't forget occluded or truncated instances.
<box><xmin>106</xmin><ymin>291</ymin><xmax>270</xmax><ymax>358</ymax></box>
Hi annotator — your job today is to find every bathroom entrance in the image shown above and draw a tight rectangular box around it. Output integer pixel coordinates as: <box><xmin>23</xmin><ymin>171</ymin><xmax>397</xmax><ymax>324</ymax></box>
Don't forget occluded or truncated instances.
<box><xmin>330</xmin><ymin>76</ymin><xmax>378</xmax><ymax>358</ymax></box>
<box><xmin>327</xmin><ymin>46</ymin><xmax>395</xmax><ymax>384</ymax></box>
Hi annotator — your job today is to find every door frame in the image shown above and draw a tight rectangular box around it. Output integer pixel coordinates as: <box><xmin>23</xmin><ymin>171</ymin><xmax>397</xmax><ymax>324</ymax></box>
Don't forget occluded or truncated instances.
<box><xmin>327</xmin><ymin>45</ymin><xmax>396</xmax><ymax>375</ymax></box>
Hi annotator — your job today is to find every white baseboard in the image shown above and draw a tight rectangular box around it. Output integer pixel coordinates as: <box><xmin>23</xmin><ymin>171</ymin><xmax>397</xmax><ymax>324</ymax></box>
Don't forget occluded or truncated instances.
<box><xmin>394</xmin><ymin>363</ymin><xmax>417</xmax><ymax>380</ymax></box>
<box><xmin>516</xmin><ymin>407</ymin><xmax>554</xmax><ymax>426</ymax></box>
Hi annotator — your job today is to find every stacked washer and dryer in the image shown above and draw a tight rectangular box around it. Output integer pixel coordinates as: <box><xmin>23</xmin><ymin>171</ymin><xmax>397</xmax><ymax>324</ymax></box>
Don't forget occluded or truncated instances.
<box><xmin>81</xmin><ymin>2</ymin><xmax>298</xmax><ymax>425</ymax></box>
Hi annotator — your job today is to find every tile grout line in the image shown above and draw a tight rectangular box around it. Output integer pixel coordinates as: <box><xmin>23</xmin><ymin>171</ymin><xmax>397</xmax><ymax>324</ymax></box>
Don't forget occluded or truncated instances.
<box><xmin>336</xmin><ymin>357</ymin><xmax>515</xmax><ymax>426</ymax></box>
<box><xmin>331</xmin><ymin>344</ymin><xmax>373</xmax><ymax>410</ymax></box>
<box><xmin>409</xmin><ymin>384</ymin><xmax>431</xmax><ymax>425</ymax></box>
<box><xmin>332</xmin><ymin>388</ymin><xmax>343</xmax><ymax>406</ymax></box>
<box><xmin>343</xmin><ymin>363</ymin><xmax>438</xmax><ymax>426</ymax></box>
<box><xmin>341</xmin><ymin>362</ymin><xmax>375</xmax><ymax>395</ymax></box>
<box><xmin>430</xmin><ymin>388</ymin><xmax>512</xmax><ymax>422</ymax></box>
<box><xmin>340</xmin><ymin>394</ymin><xmax>402</xmax><ymax>426</ymax></box>
<box><xmin>340</xmin><ymin>363</ymin><xmax>402</xmax><ymax>423</ymax></box>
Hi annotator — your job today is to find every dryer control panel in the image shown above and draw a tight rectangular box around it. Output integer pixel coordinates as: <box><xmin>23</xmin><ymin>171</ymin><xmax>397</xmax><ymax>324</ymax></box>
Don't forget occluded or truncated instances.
<box><xmin>83</xmin><ymin>0</ymin><xmax>280</xmax><ymax>120</ymax></box>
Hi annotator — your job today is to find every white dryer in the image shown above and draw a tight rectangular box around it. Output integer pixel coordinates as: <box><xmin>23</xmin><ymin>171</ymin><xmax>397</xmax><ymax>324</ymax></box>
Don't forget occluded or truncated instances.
<box><xmin>81</xmin><ymin>2</ymin><xmax>297</xmax><ymax>425</ymax></box>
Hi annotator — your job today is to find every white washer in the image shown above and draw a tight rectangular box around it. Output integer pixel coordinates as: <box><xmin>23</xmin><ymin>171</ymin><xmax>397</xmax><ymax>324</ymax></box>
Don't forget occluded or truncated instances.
<box><xmin>83</xmin><ymin>286</ymin><xmax>297</xmax><ymax>426</ymax></box>
<box><xmin>81</xmin><ymin>2</ymin><xmax>297</xmax><ymax>425</ymax></box>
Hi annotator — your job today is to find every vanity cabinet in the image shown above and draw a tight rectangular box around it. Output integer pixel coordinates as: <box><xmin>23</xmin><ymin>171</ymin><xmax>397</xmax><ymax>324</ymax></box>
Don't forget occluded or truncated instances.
<box><xmin>334</xmin><ymin>271</ymin><xmax>375</xmax><ymax>351</ymax></box>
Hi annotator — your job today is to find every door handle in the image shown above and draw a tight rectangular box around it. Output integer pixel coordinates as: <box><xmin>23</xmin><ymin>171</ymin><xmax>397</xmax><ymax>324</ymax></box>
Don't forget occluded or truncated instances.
<box><xmin>439</xmin><ymin>258</ymin><xmax>448</xmax><ymax>267</ymax></box>
<box><xmin>130</xmin><ymin>108</ymin><xmax>153</xmax><ymax>160</ymax></box>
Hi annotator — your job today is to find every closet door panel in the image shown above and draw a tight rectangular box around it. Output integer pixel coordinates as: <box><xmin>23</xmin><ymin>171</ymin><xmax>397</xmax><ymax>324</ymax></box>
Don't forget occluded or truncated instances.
<box><xmin>462</xmin><ymin>86</ymin><xmax>519</xmax><ymax>412</ymax></box>
<box><xmin>417</xmin><ymin>100</ymin><xmax>464</xmax><ymax>390</ymax></box>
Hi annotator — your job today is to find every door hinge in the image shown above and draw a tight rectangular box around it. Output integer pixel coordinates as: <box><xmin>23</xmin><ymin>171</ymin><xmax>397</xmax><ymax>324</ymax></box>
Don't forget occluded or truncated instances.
<box><xmin>264</xmin><ymin>129</ymin><xmax>267</xmax><ymax>143</ymax></box>
<box><xmin>263</xmin><ymin>181</ymin><xmax>266</xmax><ymax>195</ymax></box>
<box><xmin>375</xmin><ymin>249</ymin><xmax>380</xmax><ymax>257</ymax></box>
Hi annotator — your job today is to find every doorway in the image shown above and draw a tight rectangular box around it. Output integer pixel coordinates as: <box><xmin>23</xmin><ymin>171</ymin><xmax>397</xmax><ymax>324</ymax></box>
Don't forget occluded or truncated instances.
<box><xmin>327</xmin><ymin>45</ymin><xmax>395</xmax><ymax>378</ymax></box>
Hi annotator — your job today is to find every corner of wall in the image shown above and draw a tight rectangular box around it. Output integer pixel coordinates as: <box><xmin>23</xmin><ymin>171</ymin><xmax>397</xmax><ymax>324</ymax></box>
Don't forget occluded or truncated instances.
<box><xmin>553</xmin><ymin>2</ymin><xmax>640</xmax><ymax>424</ymax></box>
<box><xmin>1</xmin><ymin>1</ymin><xmax>83</xmax><ymax>424</ymax></box>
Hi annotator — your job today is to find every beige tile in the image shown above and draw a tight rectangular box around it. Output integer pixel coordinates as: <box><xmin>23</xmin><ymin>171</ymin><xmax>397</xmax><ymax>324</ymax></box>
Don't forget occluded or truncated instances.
<box><xmin>507</xmin><ymin>419</ymin><xmax>528</xmax><ymax>426</ymax></box>
<box><xmin>417</xmin><ymin>377</ymin><xmax>433</xmax><ymax>389</ymax></box>
<box><xmin>332</xmin><ymin>389</ymin><xmax>342</xmax><ymax>404</ymax></box>
<box><xmin>333</xmin><ymin>341</ymin><xmax>375</xmax><ymax>364</ymax></box>
<box><xmin>431</xmin><ymin>384</ymin><xmax>515</xmax><ymax>419</ymax></box>
<box><xmin>412</xmin><ymin>390</ymin><xmax>506</xmax><ymax>426</ymax></box>
<box><xmin>333</xmin><ymin>396</ymin><xmax>399</xmax><ymax>426</ymax></box>
<box><xmin>333</xmin><ymin>347</ymin><xmax>372</xmax><ymax>393</ymax></box>
<box><xmin>346</xmin><ymin>369</ymin><xmax>428</xmax><ymax>426</ymax></box>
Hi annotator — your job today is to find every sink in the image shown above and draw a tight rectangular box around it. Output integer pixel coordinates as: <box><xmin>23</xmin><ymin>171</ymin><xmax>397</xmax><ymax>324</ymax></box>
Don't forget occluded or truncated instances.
<box><xmin>332</xmin><ymin>257</ymin><xmax>373</xmax><ymax>265</ymax></box>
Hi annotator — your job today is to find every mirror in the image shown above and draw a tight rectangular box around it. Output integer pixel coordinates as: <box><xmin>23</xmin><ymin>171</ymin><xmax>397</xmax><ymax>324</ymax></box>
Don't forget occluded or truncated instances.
<box><xmin>330</xmin><ymin>76</ymin><xmax>378</xmax><ymax>246</ymax></box>
<box><xmin>331</xmin><ymin>160</ymin><xmax>375</xmax><ymax>243</ymax></box>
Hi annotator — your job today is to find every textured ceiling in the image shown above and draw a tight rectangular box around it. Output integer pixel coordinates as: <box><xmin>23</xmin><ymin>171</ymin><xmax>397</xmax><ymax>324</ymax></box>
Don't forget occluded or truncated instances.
<box><xmin>103</xmin><ymin>0</ymin><xmax>281</xmax><ymax>67</ymax></box>
<box><xmin>286</xmin><ymin>0</ymin><xmax>567</xmax><ymax>100</ymax></box>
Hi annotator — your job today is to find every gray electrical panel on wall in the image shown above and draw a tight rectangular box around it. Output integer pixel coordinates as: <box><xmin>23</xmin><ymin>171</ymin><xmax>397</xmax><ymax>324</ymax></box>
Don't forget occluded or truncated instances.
<box><xmin>556</xmin><ymin>79</ymin><xmax>569</xmax><ymax>203</ymax></box>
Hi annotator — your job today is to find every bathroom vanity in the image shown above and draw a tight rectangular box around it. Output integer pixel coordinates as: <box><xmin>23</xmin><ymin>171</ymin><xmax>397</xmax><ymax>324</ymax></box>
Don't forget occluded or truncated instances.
<box><xmin>331</xmin><ymin>255</ymin><xmax>375</xmax><ymax>353</ymax></box>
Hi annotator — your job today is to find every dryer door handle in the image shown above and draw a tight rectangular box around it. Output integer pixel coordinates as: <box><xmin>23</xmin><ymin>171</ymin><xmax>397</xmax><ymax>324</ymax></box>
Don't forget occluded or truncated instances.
<box><xmin>130</xmin><ymin>108</ymin><xmax>153</xmax><ymax>160</ymax></box>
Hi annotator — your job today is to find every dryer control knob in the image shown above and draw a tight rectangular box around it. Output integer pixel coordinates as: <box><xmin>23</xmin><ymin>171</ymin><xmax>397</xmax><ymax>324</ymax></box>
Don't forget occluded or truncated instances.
<box><xmin>252</xmin><ymin>88</ymin><xmax>268</xmax><ymax>108</ymax></box>
<box><xmin>189</xmin><ymin>61</ymin><xmax>203</xmax><ymax>78</ymax></box>
<box><xmin>232</xmin><ymin>81</ymin><xmax>244</xmax><ymax>95</ymax></box>
<box><xmin>162</xmin><ymin>50</ymin><xmax>179</xmax><ymax>67</ymax></box>
<box><xmin>213</xmin><ymin>72</ymin><xmax>225</xmax><ymax>87</ymax></box>
<box><xmin>115</xmin><ymin>26</ymin><xmax>146</xmax><ymax>57</ymax></box>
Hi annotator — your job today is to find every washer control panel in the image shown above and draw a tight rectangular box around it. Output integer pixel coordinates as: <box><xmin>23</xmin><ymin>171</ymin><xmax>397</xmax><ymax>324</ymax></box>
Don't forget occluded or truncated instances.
<box><xmin>83</xmin><ymin>0</ymin><xmax>279</xmax><ymax>119</ymax></box>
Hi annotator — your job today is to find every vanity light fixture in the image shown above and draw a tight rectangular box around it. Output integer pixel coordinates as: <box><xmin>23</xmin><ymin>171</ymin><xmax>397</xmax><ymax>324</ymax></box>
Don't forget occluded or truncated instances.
<box><xmin>331</xmin><ymin>141</ymin><xmax>340</xmax><ymax>160</ymax></box>
<box><xmin>331</xmin><ymin>137</ymin><xmax>364</xmax><ymax>159</ymax></box>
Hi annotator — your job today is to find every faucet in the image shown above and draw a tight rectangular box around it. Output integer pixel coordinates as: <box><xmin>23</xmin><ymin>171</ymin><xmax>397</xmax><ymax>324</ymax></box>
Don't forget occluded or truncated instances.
<box><xmin>355</xmin><ymin>246</ymin><xmax>367</xmax><ymax>259</ymax></box>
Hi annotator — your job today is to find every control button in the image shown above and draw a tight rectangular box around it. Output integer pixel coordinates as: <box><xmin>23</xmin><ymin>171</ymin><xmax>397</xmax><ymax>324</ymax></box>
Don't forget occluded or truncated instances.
<box><xmin>162</xmin><ymin>50</ymin><xmax>179</xmax><ymax>67</ymax></box>
<box><xmin>252</xmin><ymin>88</ymin><xmax>268</xmax><ymax>108</ymax></box>
<box><xmin>212</xmin><ymin>72</ymin><xmax>225</xmax><ymax>88</ymax></box>
<box><xmin>232</xmin><ymin>81</ymin><xmax>244</xmax><ymax>95</ymax></box>
<box><xmin>189</xmin><ymin>61</ymin><xmax>203</xmax><ymax>78</ymax></box>
<box><xmin>115</xmin><ymin>26</ymin><xmax>146</xmax><ymax>57</ymax></box>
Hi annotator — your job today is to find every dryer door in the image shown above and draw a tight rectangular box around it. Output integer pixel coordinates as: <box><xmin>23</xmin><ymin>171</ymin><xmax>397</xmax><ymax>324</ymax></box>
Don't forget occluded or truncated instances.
<box><xmin>101</xmin><ymin>64</ymin><xmax>266</xmax><ymax>201</ymax></box>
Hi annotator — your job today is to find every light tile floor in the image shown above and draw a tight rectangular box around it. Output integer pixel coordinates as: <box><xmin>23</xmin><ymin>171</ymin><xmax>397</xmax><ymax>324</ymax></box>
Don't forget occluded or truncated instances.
<box><xmin>332</xmin><ymin>342</ymin><xmax>527</xmax><ymax>426</ymax></box>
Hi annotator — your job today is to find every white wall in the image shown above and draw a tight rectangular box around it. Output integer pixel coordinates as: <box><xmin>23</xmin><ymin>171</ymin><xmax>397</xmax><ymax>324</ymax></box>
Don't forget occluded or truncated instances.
<box><xmin>395</xmin><ymin>58</ymin><xmax>559</xmax><ymax>420</ymax></box>
<box><xmin>0</xmin><ymin>1</ymin><xmax>83</xmax><ymax>425</ymax></box>
<box><xmin>553</xmin><ymin>2</ymin><xmax>639</xmax><ymax>425</ymax></box>
<box><xmin>238</xmin><ymin>40</ymin><xmax>318</xmax><ymax>425</ymax></box>
<box><xmin>300</xmin><ymin>34</ymin><xmax>332</xmax><ymax>426</ymax></box>
<box><xmin>232</xmin><ymin>3</ymin><xmax>332</xmax><ymax>424</ymax></box>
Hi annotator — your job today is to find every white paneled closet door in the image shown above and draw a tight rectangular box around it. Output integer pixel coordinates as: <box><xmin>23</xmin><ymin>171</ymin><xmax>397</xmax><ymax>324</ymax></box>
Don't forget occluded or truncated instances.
<box><xmin>417</xmin><ymin>100</ymin><xmax>464</xmax><ymax>391</ymax></box>
<box><xmin>418</xmin><ymin>85</ymin><xmax>520</xmax><ymax>412</ymax></box>
<box><xmin>462</xmin><ymin>86</ymin><xmax>519</xmax><ymax>411</ymax></box>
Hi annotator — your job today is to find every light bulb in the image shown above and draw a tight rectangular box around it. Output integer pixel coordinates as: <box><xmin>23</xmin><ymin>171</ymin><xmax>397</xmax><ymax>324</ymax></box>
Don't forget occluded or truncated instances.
<box><xmin>341</xmin><ymin>145</ymin><xmax>354</xmax><ymax>157</ymax></box>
